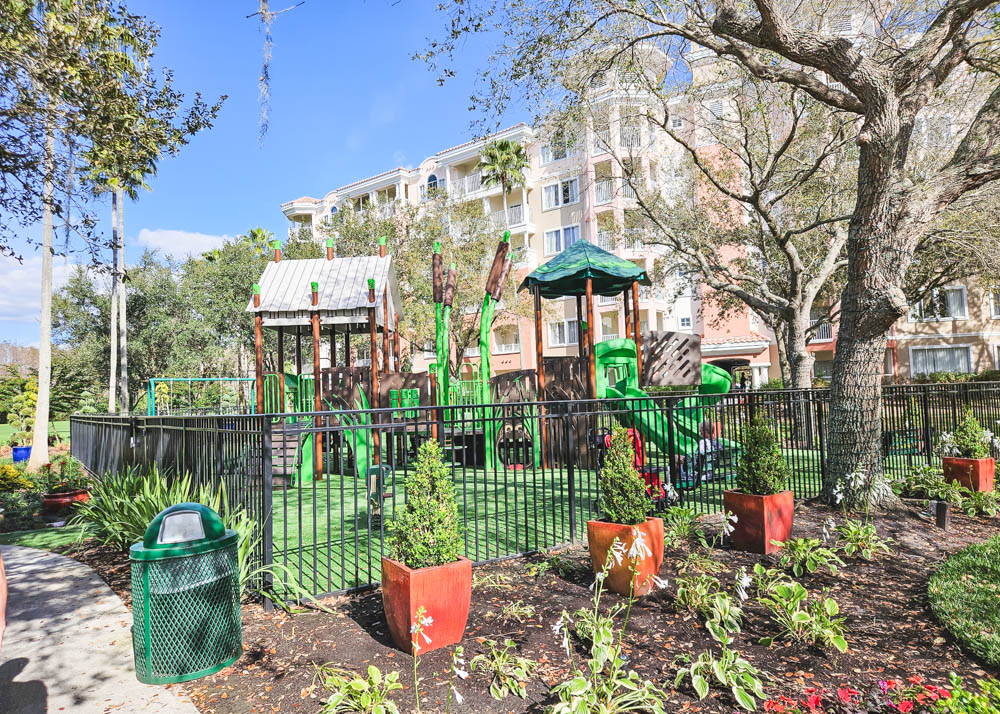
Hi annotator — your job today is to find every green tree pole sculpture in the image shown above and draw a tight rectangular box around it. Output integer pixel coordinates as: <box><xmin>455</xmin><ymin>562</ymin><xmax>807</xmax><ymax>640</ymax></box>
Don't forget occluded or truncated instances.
<box><xmin>479</xmin><ymin>231</ymin><xmax>511</xmax><ymax>466</ymax></box>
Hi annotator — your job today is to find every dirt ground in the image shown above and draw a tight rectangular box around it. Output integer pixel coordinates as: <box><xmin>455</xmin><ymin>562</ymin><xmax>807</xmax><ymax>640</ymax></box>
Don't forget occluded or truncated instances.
<box><xmin>62</xmin><ymin>499</ymin><xmax>1000</xmax><ymax>713</ymax></box>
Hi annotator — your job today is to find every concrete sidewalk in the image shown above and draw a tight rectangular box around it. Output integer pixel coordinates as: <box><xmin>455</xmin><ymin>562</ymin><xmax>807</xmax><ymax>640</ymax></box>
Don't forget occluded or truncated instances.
<box><xmin>0</xmin><ymin>545</ymin><xmax>199</xmax><ymax>714</ymax></box>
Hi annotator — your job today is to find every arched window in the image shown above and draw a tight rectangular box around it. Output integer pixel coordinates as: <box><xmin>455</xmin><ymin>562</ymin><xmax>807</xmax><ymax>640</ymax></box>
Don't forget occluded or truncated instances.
<box><xmin>427</xmin><ymin>174</ymin><xmax>438</xmax><ymax>191</ymax></box>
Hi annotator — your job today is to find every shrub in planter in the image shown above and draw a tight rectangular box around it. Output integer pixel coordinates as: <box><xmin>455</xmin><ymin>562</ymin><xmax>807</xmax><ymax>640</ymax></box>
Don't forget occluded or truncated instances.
<box><xmin>38</xmin><ymin>456</ymin><xmax>91</xmax><ymax>511</ymax></box>
<box><xmin>724</xmin><ymin>419</ymin><xmax>792</xmax><ymax>554</ymax></box>
<box><xmin>587</xmin><ymin>425</ymin><xmax>664</xmax><ymax>597</ymax></box>
<box><xmin>940</xmin><ymin>409</ymin><xmax>997</xmax><ymax>492</ymax></box>
<box><xmin>383</xmin><ymin>439</ymin><xmax>469</xmax><ymax>654</ymax></box>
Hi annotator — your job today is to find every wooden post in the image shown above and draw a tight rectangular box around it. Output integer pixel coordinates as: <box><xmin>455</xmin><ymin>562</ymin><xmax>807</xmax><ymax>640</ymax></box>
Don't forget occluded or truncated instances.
<box><xmin>272</xmin><ymin>240</ymin><xmax>282</xmax><ymax>262</ymax></box>
<box><xmin>368</xmin><ymin>278</ymin><xmax>381</xmax><ymax>465</ymax></box>
<box><xmin>393</xmin><ymin>313</ymin><xmax>400</xmax><ymax>372</ymax></box>
<box><xmin>253</xmin><ymin>284</ymin><xmax>264</xmax><ymax>414</ymax></box>
<box><xmin>576</xmin><ymin>295</ymin><xmax>585</xmax><ymax>359</ymax></box>
<box><xmin>325</xmin><ymin>238</ymin><xmax>334</xmax><ymax>261</ymax></box>
<box><xmin>330</xmin><ymin>326</ymin><xmax>336</xmax><ymax>368</ymax></box>
<box><xmin>533</xmin><ymin>285</ymin><xmax>545</xmax><ymax>400</ymax></box>
<box><xmin>295</xmin><ymin>331</ymin><xmax>302</xmax><ymax>376</ymax></box>
<box><xmin>345</xmin><ymin>328</ymin><xmax>352</xmax><ymax>368</ymax></box>
<box><xmin>379</xmin><ymin>237</ymin><xmax>390</xmax><ymax>376</ymax></box>
<box><xmin>311</xmin><ymin>281</ymin><xmax>323</xmax><ymax>478</ymax></box>
<box><xmin>632</xmin><ymin>280</ymin><xmax>642</xmax><ymax>386</ymax></box>
<box><xmin>586</xmin><ymin>277</ymin><xmax>597</xmax><ymax>399</ymax></box>
<box><xmin>624</xmin><ymin>287</ymin><xmax>632</xmax><ymax>340</ymax></box>
<box><xmin>277</xmin><ymin>327</ymin><xmax>285</xmax><ymax>413</ymax></box>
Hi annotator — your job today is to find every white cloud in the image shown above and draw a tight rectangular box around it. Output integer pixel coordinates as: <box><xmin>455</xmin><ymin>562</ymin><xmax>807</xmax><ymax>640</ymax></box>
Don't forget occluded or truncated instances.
<box><xmin>137</xmin><ymin>228</ymin><xmax>229</xmax><ymax>258</ymax></box>
<box><xmin>0</xmin><ymin>255</ymin><xmax>76</xmax><ymax>323</ymax></box>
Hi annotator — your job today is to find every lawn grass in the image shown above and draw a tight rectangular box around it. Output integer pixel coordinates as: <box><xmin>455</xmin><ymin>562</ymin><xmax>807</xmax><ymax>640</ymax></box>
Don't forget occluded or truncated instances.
<box><xmin>928</xmin><ymin>534</ymin><xmax>1000</xmax><ymax>667</ymax></box>
<box><xmin>0</xmin><ymin>524</ymin><xmax>91</xmax><ymax>549</ymax></box>
<box><xmin>0</xmin><ymin>420</ymin><xmax>71</xmax><ymax>445</ymax></box>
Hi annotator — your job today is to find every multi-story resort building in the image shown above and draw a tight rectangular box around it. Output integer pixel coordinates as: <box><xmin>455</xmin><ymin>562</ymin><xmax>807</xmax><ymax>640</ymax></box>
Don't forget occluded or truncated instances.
<box><xmin>280</xmin><ymin>66</ymin><xmax>782</xmax><ymax>386</ymax></box>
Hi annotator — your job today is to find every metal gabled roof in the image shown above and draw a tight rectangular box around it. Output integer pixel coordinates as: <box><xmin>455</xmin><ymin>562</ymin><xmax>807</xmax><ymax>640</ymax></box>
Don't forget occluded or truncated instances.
<box><xmin>245</xmin><ymin>256</ymin><xmax>401</xmax><ymax>329</ymax></box>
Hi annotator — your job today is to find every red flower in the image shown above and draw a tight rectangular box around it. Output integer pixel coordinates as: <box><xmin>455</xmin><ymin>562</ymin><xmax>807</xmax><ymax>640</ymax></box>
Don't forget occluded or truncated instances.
<box><xmin>897</xmin><ymin>702</ymin><xmax>914</xmax><ymax>713</ymax></box>
<box><xmin>837</xmin><ymin>687</ymin><xmax>859</xmax><ymax>704</ymax></box>
<box><xmin>763</xmin><ymin>701</ymin><xmax>786</xmax><ymax>713</ymax></box>
<box><xmin>802</xmin><ymin>694</ymin><xmax>822</xmax><ymax>711</ymax></box>
<box><xmin>908</xmin><ymin>675</ymin><xmax>925</xmax><ymax>685</ymax></box>
<box><xmin>885</xmin><ymin>679</ymin><xmax>900</xmax><ymax>690</ymax></box>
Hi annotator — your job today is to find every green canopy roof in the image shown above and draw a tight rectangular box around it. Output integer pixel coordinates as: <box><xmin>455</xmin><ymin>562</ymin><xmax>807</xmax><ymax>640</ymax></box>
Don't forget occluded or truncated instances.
<box><xmin>518</xmin><ymin>240</ymin><xmax>651</xmax><ymax>298</ymax></box>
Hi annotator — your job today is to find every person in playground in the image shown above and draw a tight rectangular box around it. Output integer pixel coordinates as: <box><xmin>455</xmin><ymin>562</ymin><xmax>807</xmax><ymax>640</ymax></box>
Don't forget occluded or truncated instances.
<box><xmin>678</xmin><ymin>420</ymin><xmax>720</xmax><ymax>484</ymax></box>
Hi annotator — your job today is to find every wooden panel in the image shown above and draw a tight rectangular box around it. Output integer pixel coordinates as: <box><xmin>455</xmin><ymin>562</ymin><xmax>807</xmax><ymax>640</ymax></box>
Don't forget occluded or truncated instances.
<box><xmin>641</xmin><ymin>331</ymin><xmax>702</xmax><ymax>386</ymax></box>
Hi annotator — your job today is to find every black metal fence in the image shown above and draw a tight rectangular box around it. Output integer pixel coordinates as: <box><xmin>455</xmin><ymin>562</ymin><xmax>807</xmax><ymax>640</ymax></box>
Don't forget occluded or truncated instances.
<box><xmin>70</xmin><ymin>381</ymin><xmax>1000</xmax><ymax>599</ymax></box>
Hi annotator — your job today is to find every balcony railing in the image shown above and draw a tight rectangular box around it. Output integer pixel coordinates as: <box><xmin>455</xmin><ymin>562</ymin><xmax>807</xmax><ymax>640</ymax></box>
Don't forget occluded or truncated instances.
<box><xmin>598</xmin><ymin>333</ymin><xmax>619</xmax><ymax>342</ymax></box>
<box><xmin>592</xmin><ymin>128</ymin><xmax>611</xmax><ymax>155</ymax></box>
<box><xmin>493</xmin><ymin>342</ymin><xmax>521</xmax><ymax>355</ymax></box>
<box><xmin>464</xmin><ymin>346</ymin><xmax>481</xmax><ymax>357</ymax></box>
<box><xmin>452</xmin><ymin>172</ymin><xmax>483</xmax><ymax>197</ymax></box>
<box><xmin>596</xmin><ymin>230</ymin><xmax>616</xmax><ymax>252</ymax></box>
<box><xmin>490</xmin><ymin>204</ymin><xmax>525</xmax><ymax>228</ymax></box>
<box><xmin>599</xmin><ymin>294</ymin><xmax>618</xmax><ymax>306</ymax></box>
<box><xmin>595</xmin><ymin>179</ymin><xmax>613</xmax><ymax>204</ymax></box>
<box><xmin>809</xmin><ymin>320</ymin><xmax>834</xmax><ymax>342</ymax></box>
<box><xmin>620</xmin><ymin>126</ymin><xmax>642</xmax><ymax>149</ymax></box>
<box><xmin>622</xmin><ymin>181</ymin><xmax>638</xmax><ymax>200</ymax></box>
<box><xmin>623</xmin><ymin>229</ymin><xmax>644</xmax><ymax>251</ymax></box>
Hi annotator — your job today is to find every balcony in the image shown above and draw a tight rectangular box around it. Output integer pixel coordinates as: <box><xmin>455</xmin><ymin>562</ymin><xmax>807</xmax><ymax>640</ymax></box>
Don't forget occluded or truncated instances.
<box><xmin>598</xmin><ymin>333</ymin><xmax>620</xmax><ymax>342</ymax></box>
<box><xmin>620</xmin><ymin>126</ymin><xmax>642</xmax><ymax>150</ymax></box>
<box><xmin>511</xmin><ymin>246</ymin><xmax>538</xmax><ymax>270</ymax></box>
<box><xmin>599</xmin><ymin>294</ymin><xmax>618</xmax><ymax>306</ymax></box>
<box><xmin>596</xmin><ymin>229</ymin><xmax>616</xmax><ymax>252</ymax></box>
<box><xmin>464</xmin><ymin>346</ymin><xmax>481</xmax><ymax>357</ymax></box>
<box><xmin>592</xmin><ymin>128</ymin><xmax>611</xmax><ymax>155</ymax></box>
<box><xmin>623</xmin><ymin>229</ymin><xmax>644</xmax><ymax>251</ymax></box>
<box><xmin>490</xmin><ymin>204</ymin><xmax>526</xmax><ymax>229</ymax></box>
<box><xmin>452</xmin><ymin>172</ymin><xmax>483</xmax><ymax>197</ymax></box>
<box><xmin>595</xmin><ymin>179</ymin><xmax>613</xmax><ymax>205</ymax></box>
<box><xmin>494</xmin><ymin>341</ymin><xmax>521</xmax><ymax>355</ymax></box>
<box><xmin>622</xmin><ymin>181</ymin><xmax>638</xmax><ymax>201</ymax></box>
<box><xmin>808</xmin><ymin>320</ymin><xmax>834</xmax><ymax>343</ymax></box>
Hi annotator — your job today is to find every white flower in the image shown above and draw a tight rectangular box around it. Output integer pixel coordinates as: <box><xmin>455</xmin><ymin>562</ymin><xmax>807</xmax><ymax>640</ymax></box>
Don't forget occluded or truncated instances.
<box><xmin>610</xmin><ymin>540</ymin><xmax>627</xmax><ymax>566</ymax></box>
<box><xmin>410</xmin><ymin>623</ymin><xmax>419</xmax><ymax>634</ymax></box>
<box><xmin>451</xmin><ymin>686</ymin><xmax>464</xmax><ymax>704</ymax></box>
<box><xmin>420</xmin><ymin>615</ymin><xmax>434</xmax><ymax>627</ymax></box>
<box><xmin>589</xmin><ymin>571</ymin><xmax>606</xmax><ymax>591</ymax></box>
<box><xmin>412</xmin><ymin>641</ymin><xmax>421</xmax><ymax>653</ymax></box>
<box><xmin>627</xmin><ymin>528</ymin><xmax>653</xmax><ymax>560</ymax></box>
<box><xmin>652</xmin><ymin>575</ymin><xmax>669</xmax><ymax>590</ymax></box>
<box><xmin>822</xmin><ymin>517</ymin><xmax>836</xmax><ymax>543</ymax></box>
<box><xmin>734</xmin><ymin>568</ymin><xmax>751</xmax><ymax>604</ymax></box>
<box><xmin>421</xmin><ymin>630</ymin><xmax>432</xmax><ymax>645</ymax></box>
<box><xmin>454</xmin><ymin>668</ymin><xmax>469</xmax><ymax>680</ymax></box>
<box><xmin>722</xmin><ymin>512</ymin><xmax>738</xmax><ymax>537</ymax></box>
<box><xmin>551</xmin><ymin>614</ymin><xmax>566</xmax><ymax>636</ymax></box>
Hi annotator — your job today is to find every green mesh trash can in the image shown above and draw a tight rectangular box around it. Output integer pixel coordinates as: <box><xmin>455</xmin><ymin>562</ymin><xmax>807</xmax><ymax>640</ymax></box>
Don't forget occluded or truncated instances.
<box><xmin>130</xmin><ymin>503</ymin><xmax>242</xmax><ymax>684</ymax></box>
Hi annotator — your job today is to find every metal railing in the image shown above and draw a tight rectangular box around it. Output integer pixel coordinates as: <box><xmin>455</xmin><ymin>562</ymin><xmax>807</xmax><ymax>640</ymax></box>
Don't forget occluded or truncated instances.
<box><xmin>71</xmin><ymin>381</ymin><xmax>1000</xmax><ymax>600</ymax></box>
<box><xmin>597</xmin><ymin>230</ymin><xmax>616</xmax><ymax>252</ymax></box>
<box><xmin>452</xmin><ymin>172</ymin><xmax>483</xmax><ymax>197</ymax></box>
<box><xmin>809</xmin><ymin>320</ymin><xmax>835</xmax><ymax>342</ymax></box>
<box><xmin>595</xmin><ymin>179</ymin><xmax>613</xmax><ymax>204</ymax></box>
<box><xmin>490</xmin><ymin>204</ymin><xmax>525</xmax><ymax>229</ymax></box>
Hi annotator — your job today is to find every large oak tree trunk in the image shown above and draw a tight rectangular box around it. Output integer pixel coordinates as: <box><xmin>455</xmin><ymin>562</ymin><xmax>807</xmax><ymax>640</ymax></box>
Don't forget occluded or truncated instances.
<box><xmin>787</xmin><ymin>313</ymin><xmax>814</xmax><ymax>390</ymax></box>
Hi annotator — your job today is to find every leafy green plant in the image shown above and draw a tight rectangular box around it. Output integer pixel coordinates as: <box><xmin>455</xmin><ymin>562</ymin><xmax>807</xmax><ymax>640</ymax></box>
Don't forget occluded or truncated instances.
<box><xmin>498</xmin><ymin>600</ymin><xmax>535</xmax><ymax>624</ymax></box>
<box><xmin>735</xmin><ymin>419</ymin><xmax>789</xmax><ymax>495</ymax></box>
<box><xmin>673</xmin><ymin>647</ymin><xmax>765</xmax><ymax>711</ymax></box>
<box><xmin>385</xmin><ymin>440</ymin><xmax>463</xmax><ymax>569</ymax></box>
<box><xmin>472</xmin><ymin>571</ymin><xmax>513</xmax><ymax>590</ymax></box>
<box><xmin>772</xmin><ymin>537</ymin><xmax>845</xmax><ymax>577</ymax></box>
<box><xmin>6</xmin><ymin>377</ymin><xmax>36</xmax><ymax>446</ymax></box>
<box><xmin>0</xmin><ymin>463</ymin><xmax>34</xmax><ymax>491</ymax></box>
<box><xmin>758</xmin><ymin>581</ymin><xmax>848</xmax><ymax>653</ymax></box>
<box><xmin>940</xmin><ymin>408</ymin><xmax>996</xmax><ymax>459</ymax></box>
<box><xmin>893</xmin><ymin>465</ymin><xmax>998</xmax><ymax>516</ymax></box>
<box><xmin>933</xmin><ymin>673</ymin><xmax>1000</xmax><ymax>712</ymax></box>
<box><xmin>663</xmin><ymin>506</ymin><xmax>703</xmax><ymax>547</ymax></box>
<box><xmin>674</xmin><ymin>573</ymin><xmax>722</xmax><ymax>616</ymax></box>
<box><xmin>751</xmin><ymin>563</ymin><xmax>787</xmax><ymax>598</ymax></box>
<box><xmin>314</xmin><ymin>664</ymin><xmax>402</xmax><ymax>714</ymax></box>
<box><xmin>572</xmin><ymin>605</ymin><xmax>616</xmax><ymax>647</ymax></box>
<box><xmin>0</xmin><ymin>490</ymin><xmax>45</xmax><ymax>532</ymax></box>
<box><xmin>470</xmin><ymin>638</ymin><xmax>538</xmax><ymax>700</ymax></box>
<box><xmin>677</xmin><ymin>551</ymin><xmax>725</xmax><ymax>575</ymax></box>
<box><xmin>37</xmin><ymin>455</ymin><xmax>90</xmax><ymax>494</ymax></box>
<box><xmin>835</xmin><ymin>518</ymin><xmax>893</xmax><ymax>560</ymax></box>
<box><xmin>598</xmin><ymin>424</ymin><xmax>650</xmax><ymax>525</ymax></box>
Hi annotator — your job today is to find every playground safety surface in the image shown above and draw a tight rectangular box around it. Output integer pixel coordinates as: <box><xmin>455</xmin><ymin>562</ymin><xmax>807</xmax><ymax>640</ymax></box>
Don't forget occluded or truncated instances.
<box><xmin>60</xmin><ymin>500</ymin><xmax>1000</xmax><ymax>713</ymax></box>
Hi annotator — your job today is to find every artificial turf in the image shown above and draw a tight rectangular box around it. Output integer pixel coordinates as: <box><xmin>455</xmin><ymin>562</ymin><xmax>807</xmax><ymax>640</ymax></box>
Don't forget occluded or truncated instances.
<box><xmin>0</xmin><ymin>524</ymin><xmax>91</xmax><ymax>549</ymax></box>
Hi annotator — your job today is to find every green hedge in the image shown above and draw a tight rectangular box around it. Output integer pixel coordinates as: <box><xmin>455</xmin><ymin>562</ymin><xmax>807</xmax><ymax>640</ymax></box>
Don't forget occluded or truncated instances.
<box><xmin>928</xmin><ymin>535</ymin><xmax>1000</xmax><ymax>667</ymax></box>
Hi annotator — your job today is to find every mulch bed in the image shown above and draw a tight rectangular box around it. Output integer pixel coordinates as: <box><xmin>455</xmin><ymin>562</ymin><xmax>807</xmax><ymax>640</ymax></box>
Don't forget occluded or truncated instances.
<box><xmin>61</xmin><ymin>500</ymin><xmax>1000</xmax><ymax>713</ymax></box>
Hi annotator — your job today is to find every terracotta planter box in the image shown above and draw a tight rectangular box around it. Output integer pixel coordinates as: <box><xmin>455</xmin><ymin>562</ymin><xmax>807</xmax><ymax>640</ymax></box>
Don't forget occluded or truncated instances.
<box><xmin>382</xmin><ymin>556</ymin><xmax>471</xmax><ymax>655</ymax></box>
<box><xmin>723</xmin><ymin>490</ymin><xmax>793</xmax><ymax>554</ymax></box>
<box><xmin>943</xmin><ymin>457</ymin><xmax>995</xmax><ymax>493</ymax></box>
<box><xmin>586</xmin><ymin>517</ymin><xmax>664</xmax><ymax>597</ymax></box>
<box><xmin>42</xmin><ymin>489</ymin><xmax>90</xmax><ymax>513</ymax></box>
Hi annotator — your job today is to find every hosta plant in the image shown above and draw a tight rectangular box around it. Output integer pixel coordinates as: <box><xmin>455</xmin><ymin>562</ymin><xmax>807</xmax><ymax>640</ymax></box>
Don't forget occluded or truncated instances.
<box><xmin>663</xmin><ymin>506</ymin><xmax>703</xmax><ymax>547</ymax></box>
<box><xmin>470</xmin><ymin>638</ymin><xmax>537</xmax><ymax>700</ymax></box>
<box><xmin>674</xmin><ymin>573</ymin><xmax>722</xmax><ymax>616</ymax></box>
<box><xmin>673</xmin><ymin>646</ymin><xmax>765</xmax><ymax>711</ymax></box>
<box><xmin>835</xmin><ymin>519</ymin><xmax>893</xmax><ymax>560</ymax></box>
<box><xmin>772</xmin><ymin>537</ymin><xmax>846</xmax><ymax>577</ymax></box>
<box><xmin>751</xmin><ymin>563</ymin><xmax>788</xmax><ymax>598</ymax></box>
<box><xmin>314</xmin><ymin>664</ymin><xmax>402</xmax><ymax>714</ymax></box>
<box><xmin>758</xmin><ymin>581</ymin><xmax>848</xmax><ymax>653</ymax></box>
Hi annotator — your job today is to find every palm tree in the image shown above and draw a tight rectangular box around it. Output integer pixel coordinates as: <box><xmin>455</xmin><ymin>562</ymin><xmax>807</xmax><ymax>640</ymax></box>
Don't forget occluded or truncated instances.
<box><xmin>478</xmin><ymin>139</ymin><xmax>528</xmax><ymax>227</ymax></box>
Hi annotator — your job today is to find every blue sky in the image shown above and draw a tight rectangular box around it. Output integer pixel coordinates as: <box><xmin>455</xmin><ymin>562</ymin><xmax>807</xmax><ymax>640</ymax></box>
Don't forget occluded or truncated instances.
<box><xmin>2</xmin><ymin>0</ymin><xmax>513</xmax><ymax>345</ymax></box>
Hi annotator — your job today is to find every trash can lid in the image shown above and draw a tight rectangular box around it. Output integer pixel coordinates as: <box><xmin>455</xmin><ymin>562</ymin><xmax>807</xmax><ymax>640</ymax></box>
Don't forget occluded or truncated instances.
<box><xmin>130</xmin><ymin>503</ymin><xmax>238</xmax><ymax>560</ymax></box>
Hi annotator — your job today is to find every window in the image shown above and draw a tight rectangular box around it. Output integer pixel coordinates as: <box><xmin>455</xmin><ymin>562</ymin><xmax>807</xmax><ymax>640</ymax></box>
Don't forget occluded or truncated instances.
<box><xmin>828</xmin><ymin>10</ymin><xmax>852</xmax><ymax>34</ymax></box>
<box><xmin>544</xmin><ymin>225</ymin><xmax>580</xmax><ymax>255</ymax></box>
<box><xmin>814</xmin><ymin>360</ymin><xmax>834</xmax><ymax>378</ymax></box>
<box><xmin>670</xmin><ymin>116</ymin><xmax>683</xmax><ymax>129</ymax></box>
<box><xmin>911</xmin><ymin>345</ymin><xmax>972</xmax><ymax>375</ymax></box>
<box><xmin>541</xmin><ymin>130</ymin><xmax>576</xmax><ymax>164</ymax></box>
<box><xmin>679</xmin><ymin>316</ymin><xmax>692</xmax><ymax>329</ymax></box>
<box><xmin>991</xmin><ymin>287</ymin><xmax>1000</xmax><ymax>318</ymax></box>
<box><xmin>705</xmin><ymin>99</ymin><xmax>724</xmax><ymax>121</ymax></box>
<box><xmin>909</xmin><ymin>287</ymin><xmax>967</xmax><ymax>321</ymax></box>
<box><xmin>493</xmin><ymin>326</ymin><xmax>520</xmax><ymax>354</ymax></box>
<box><xmin>427</xmin><ymin>174</ymin><xmax>438</xmax><ymax>191</ymax></box>
<box><xmin>548</xmin><ymin>319</ymin><xmax>579</xmax><ymax>347</ymax></box>
<box><xmin>542</xmin><ymin>177</ymin><xmax>580</xmax><ymax>210</ymax></box>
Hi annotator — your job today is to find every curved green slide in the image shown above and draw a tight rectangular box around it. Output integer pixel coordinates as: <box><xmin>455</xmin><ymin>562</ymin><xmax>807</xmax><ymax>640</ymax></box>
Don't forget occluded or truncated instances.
<box><xmin>594</xmin><ymin>338</ymin><xmax>733</xmax><ymax>456</ymax></box>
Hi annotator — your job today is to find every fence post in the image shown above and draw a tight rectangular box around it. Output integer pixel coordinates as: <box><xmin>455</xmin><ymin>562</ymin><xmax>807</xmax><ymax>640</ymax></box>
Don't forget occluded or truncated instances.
<box><xmin>565</xmin><ymin>409</ymin><xmax>577</xmax><ymax>542</ymax></box>
<box><xmin>816</xmin><ymin>395</ymin><xmax>827</xmax><ymax>483</ymax></box>
<box><xmin>922</xmin><ymin>387</ymin><xmax>932</xmax><ymax>466</ymax></box>
<box><xmin>262</xmin><ymin>416</ymin><xmax>274</xmax><ymax>612</ymax></box>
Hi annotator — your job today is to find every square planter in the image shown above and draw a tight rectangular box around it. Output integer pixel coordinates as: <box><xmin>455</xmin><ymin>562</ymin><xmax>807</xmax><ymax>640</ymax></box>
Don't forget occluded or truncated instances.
<box><xmin>723</xmin><ymin>490</ymin><xmax>793</xmax><ymax>554</ymax></box>
<box><xmin>943</xmin><ymin>456</ymin><xmax>995</xmax><ymax>493</ymax></box>
<box><xmin>381</xmin><ymin>556</ymin><xmax>471</xmax><ymax>655</ymax></box>
<box><xmin>586</xmin><ymin>517</ymin><xmax>664</xmax><ymax>597</ymax></box>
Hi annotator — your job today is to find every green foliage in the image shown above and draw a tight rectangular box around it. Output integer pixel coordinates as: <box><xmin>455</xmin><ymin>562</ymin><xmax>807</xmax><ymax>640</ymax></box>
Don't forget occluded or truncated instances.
<box><xmin>835</xmin><ymin>518</ymin><xmax>893</xmax><ymax>560</ymax></box>
<box><xmin>598</xmin><ymin>424</ymin><xmax>650</xmax><ymax>525</ymax></box>
<box><xmin>751</xmin><ymin>563</ymin><xmax>786</xmax><ymax>598</ymax></box>
<box><xmin>572</xmin><ymin>605</ymin><xmax>616</xmax><ymax>647</ymax></box>
<box><xmin>772</xmin><ymin>537</ymin><xmax>845</xmax><ymax>577</ymax></box>
<box><xmin>385</xmin><ymin>440</ymin><xmax>463</xmax><ymax>569</ymax></box>
<box><xmin>0</xmin><ymin>490</ymin><xmax>45</xmax><ymax>533</ymax></box>
<box><xmin>478</xmin><ymin>139</ymin><xmax>529</xmax><ymax>195</ymax></box>
<box><xmin>735</xmin><ymin>419</ymin><xmax>789</xmax><ymax>495</ymax></box>
<box><xmin>472</xmin><ymin>571</ymin><xmax>513</xmax><ymax>590</ymax></box>
<box><xmin>673</xmin><ymin>646</ymin><xmax>765</xmax><ymax>711</ymax></box>
<box><xmin>759</xmin><ymin>377</ymin><xmax>785</xmax><ymax>391</ymax></box>
<box><xmin>314</xmin><ymin>664</ymin><xmax>402</xmax><ymax>714</ymax></box>
<box><xmin>0</xmin><ymin>463</ymin><xmax>34</xmax><ymax>491</ymax></box>
<box><xmin>0</xmin><ymin>365</ymin><xmax>26</xmax><ymax>423</ymax></box>
<box><xmin>893</xmin><ymin>465</ymin><xmax>999</xmax><ymax>517</ymax></box>
<box><xmin>928</xmin><ymin>535</ymin><xmax>1000</xmax><ymax>667</ymax></box>
<box><xmin>497</xmin><ymin>600</ymin><xmax>535</xmax><ymax>624</ymax></box>
<box><xmin>674</xmin><ymin>574</ymin><xmax>722</xmax><ymax>616</ymax></box>
<box><xmin>470</xmin><ymin>638</ymin><xmax>538</xmax><ymax>700</ymax></box>
<box><xmin>940</xmin><ymin>409</ymin><xmax>994</xmax><ymax>459</ymax></box>
<box><xmin>758</xmin><ymin>581</ymin><xmax>849</xmax><ymax>653</ymax></box>
<box><xmin>36</xmin><ymin>455</ymin><xmax>89</xmax><ymax>494</ymax></box>
<box><xmin>6</xmin><ymin>376</ymin><xmax>36</xmax><ymax>446</ymax></box>
<box><xmin>663</xmin><ymin>506</ymin><xmax>704</xmax><ymax>548</ymax></box>
<box><xmin>677</xmin><ymin>551</ymin><xmax>725</xmax><ymax>575</ymax></box>
<box><xmin>932</xmin><ymin>674</ymin><xmax>1000</xmax><ymax>712</ymax></box>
